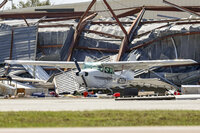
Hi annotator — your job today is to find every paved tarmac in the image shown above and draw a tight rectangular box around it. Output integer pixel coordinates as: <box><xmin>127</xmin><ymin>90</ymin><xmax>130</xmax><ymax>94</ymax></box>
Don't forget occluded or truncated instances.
<box><xmin>0</xmin><ymin>127</ymin><xmax>200</xmax><ymax>133</ymax></box>
<box><xmin>0</xmin><ymin>98</ymin><xmax>200</xmax><ymax>111</ymax></box>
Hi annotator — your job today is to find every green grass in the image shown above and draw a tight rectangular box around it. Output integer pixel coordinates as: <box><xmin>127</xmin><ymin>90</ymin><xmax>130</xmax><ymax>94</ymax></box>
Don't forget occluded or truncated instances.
<box><xmin>0</xmin><ymin>110</ymin><xmax>200</xmax><ymax>127</ymax></box>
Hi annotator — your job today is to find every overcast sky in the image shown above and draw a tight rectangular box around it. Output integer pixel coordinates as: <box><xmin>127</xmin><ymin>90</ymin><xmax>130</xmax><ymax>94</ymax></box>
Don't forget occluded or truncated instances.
<box><xmin>1</xmin><ymin>0</ymin><xmax>92</xmax><ymax>10</ymax></box>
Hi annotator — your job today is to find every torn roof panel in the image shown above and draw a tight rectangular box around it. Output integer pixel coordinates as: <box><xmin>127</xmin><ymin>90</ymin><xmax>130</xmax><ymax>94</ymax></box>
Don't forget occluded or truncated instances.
<box><xmin>23</xmin><ymin>65</ymin><xmax>50</xmax><ymax>81</ymax></box>
<box><xmin>0</xmin><ymin>30</ymin><xmax>12</xmax><ymax>62</ymax></box>
<box><xmin>0</xmin><ymin>25</ymin><xmax>37</xmax><ymax>63</ymax></box>
<box><xmin>12</xmin><ymin>26</ymin><xmax>37</xmax><ymax>60</ymax></box>
<box><xmin>126</xmin><ymin>19</ymin><xmax>200</xmax><ymax>62</ymax></box>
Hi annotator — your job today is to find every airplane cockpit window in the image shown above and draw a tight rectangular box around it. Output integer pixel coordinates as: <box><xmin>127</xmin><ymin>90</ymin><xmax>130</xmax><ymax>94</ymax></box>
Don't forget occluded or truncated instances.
<box><xmin>84</xmin><ymin>63</ymin><xmax>103</xmax><ymax>71</ymax></box>
<box><xmin>104</xmin><ymin>67</ymin><xmax>114</xmax><ymax>74</ymax></box>
<box><xmin>84</xmin><ymin>64</ymin><xmax>96</xmax><ymax>69</ymax></box>
<box><xmin>97</xmin><ymin>66</ymin><xmax>103</xmax><ymax>72</ymax></box>
<box><xmin>83</xmin><ymin>63</ymin><xmax>113</xmax><ymax>74</ymax></box>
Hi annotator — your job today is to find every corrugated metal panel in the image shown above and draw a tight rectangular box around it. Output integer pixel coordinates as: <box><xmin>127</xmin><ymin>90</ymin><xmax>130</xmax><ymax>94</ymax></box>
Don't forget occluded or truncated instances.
<box><xmin>0</xmin><ymin>29</ymin><xmax>12</xmax><ymax>62</ymax></box>
<box><xmin>0</xmin><ymin>67</ymin><xmax>5</xmax><ymax>75</ymax></box>
<box><xmin>38</xmin><ymin>26</ymin><xmax>74</xmax><ymax>58</ymax></box>
<box><xmin>60</xmin><ymin>27</ymin><xmax>74</xmax><ymax>61</ymax></box>
<box><xmin>23</xmin><ymin>65</ymin><xmax>50</xmax><ymax>81</ymax></box>
<box><xmin>12</xmin><ymin>26</ymin><xmax>37</xmax><ymax>60</ymax></box>
<box><xmin>128</xmin><ymin>22</ymin><xmax>200</xmax><ymax>62</ymax></box>
<box><xmin>54</xmin><ymin>70</ymin><xmax>79</xmax><ymax>94</ymax></box>
<box><xmin>0</xmin><ymin>25</ymin><xmax>37</xmax><ymax>75</ymax></box>
<box><xmin>0</xmin><ymin>19</ymin><xmax>39</xmax><ymax>27</ymax></box>
<box><xmin>0</xmin><ymin>24</ymin><xmax>12</xmax><ymax>31</ymax></box>
<box><xmin>0</xmin><ymin>26</ymin><xmax>37</xmax><ymax>62</ymax></box>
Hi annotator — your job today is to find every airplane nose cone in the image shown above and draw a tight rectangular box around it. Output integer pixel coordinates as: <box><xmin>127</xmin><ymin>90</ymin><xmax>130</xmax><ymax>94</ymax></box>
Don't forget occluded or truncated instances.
<box><xmin>75</xmin><ymin>71</ymin><xmax>89</xmax><ymax>77</ymax></box>
<box><xmin>76</xmin><ymin>72</ymin><xmax>79</xmax><ymax>76</ymax></box>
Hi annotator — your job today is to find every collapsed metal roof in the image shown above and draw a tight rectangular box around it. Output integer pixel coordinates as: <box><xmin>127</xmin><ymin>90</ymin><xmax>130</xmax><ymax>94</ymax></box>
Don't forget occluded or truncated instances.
<box><xmin>0</xmin><ymin>0</ymin><xmax>199</xmax><ymax>95</ymax></box>
<box><xmin>0</xmin><ymin>0</ymin><xmax>199</xmax><ymax>64</ymax></box>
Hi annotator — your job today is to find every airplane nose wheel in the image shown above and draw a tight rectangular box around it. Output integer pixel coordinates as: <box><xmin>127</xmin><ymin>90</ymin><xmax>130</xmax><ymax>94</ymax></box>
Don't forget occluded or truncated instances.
<box><xmin>117</xmin><ymin>78</ymin><xmax>126</xmax><ymax>84</ymax></box>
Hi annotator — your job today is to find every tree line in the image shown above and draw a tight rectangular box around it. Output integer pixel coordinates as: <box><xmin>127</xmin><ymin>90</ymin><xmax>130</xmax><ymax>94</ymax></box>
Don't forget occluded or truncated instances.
<box><xmin>12</xmin><ymin>0</ymin><xmax>51</xmax><ymax>9</ymax></box>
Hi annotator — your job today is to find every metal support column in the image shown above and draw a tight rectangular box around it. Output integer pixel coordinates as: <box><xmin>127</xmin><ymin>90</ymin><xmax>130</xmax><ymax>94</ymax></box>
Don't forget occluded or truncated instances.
<box><xmin>66</xmin><ymin>0</ymin><xmax>97</xmax><ymax>61</ymax></box>
<box><xmin>116</xmin><ymin>8</ymin><xmax>145</xmax><ymax>61</ymax></box>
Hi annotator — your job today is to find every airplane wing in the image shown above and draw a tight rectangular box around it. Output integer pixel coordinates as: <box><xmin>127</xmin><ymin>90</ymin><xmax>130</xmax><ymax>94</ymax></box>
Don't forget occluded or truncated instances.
<box><xmin>101</xmin><ymin>59</ymin><xmax>197</xmax><ymax>71</ymax></box>
<box><xmin>4</xmin><ymin>60</ymin><xmax>84</xmax><ymax>69</ymax></box>
<box><xmin>5</xmin><ymin>59</ymin><xmax>196</xmax><ymax>70</ymax></box>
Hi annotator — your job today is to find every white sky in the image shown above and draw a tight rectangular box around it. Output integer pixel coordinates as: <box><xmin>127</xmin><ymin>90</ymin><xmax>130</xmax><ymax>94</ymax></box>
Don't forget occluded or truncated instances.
<box><xmin>1</xmin><ymin>0</ymin><xmax>92</xmax><ymax>10</ymax></box>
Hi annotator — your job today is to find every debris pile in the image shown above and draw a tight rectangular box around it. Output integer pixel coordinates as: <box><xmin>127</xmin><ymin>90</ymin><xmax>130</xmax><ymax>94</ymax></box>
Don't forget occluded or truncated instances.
<box><xmin>0</xmin><ymin>0</ymin><xmax>199</xmax><ymax>97</ymax></box>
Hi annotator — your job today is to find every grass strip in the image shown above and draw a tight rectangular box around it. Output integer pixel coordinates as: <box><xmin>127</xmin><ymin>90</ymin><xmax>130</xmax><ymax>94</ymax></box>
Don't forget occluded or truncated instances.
<box><xmin>0</xmin><ymin>110</ymin><xmax>200</xmax><ymax>127</ymax></box>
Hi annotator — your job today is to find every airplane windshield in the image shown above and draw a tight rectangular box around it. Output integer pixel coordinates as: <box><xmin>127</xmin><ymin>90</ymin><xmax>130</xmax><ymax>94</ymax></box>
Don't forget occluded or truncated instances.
<box><xmin>104</xmin><ymin>67</ymin><xmax>114</xmax><ymax>74</ymax></box>
<box><xmin>84</xmin><ymin>63</ymin><xmax>114</xmax><ymax>74</ymax></box>
<box><xmin>84</xmin><ymin>62</ymin><xmax>101</xmax><ymax>69</ymax></box>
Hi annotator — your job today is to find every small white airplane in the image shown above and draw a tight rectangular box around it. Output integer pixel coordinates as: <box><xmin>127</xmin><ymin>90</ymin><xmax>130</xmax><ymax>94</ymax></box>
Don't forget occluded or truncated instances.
<box><xmin>5</xmin><ymin>59</ymin><xmax>196</xmax><ymax>91</ymax></box>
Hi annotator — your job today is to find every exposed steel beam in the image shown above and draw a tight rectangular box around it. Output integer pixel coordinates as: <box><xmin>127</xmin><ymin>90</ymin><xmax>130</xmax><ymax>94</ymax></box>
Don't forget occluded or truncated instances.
<box><xmin>76</xmin><ymin>0</ymin><xmax>96</xmax><ymax>30</ymax></box>
<box><xmin>116</xmin><ymin>6</ymin><xmax>200</xmax><ymax>18</ymax></box>
<box><xmin>91</xmin><ymin>21</ymin><xmax>131</xmax><ymax>25</ymax></box>
<box><xmin>66</xmin><ymin>13</ymin><xmax>97</xmax><ymax>61</ymax></box>
<box><xmin>81</xmin><ymin>13</ymin><xmax>98</xmax><ymax>24</ymax></box>
<box><xmin>0</xmin><ymin>12</ymin><xmax>91</xmax><ymax>19</ymax></box>
<box><xmin>176</xmin><ymin>21</ymin><xmax>200</xmax><ymax>25</ymax></box>
<box><xmin>9</xmin><ymin>29</ymin><xmax>14</xmax><ymax>60</ymax></box>
<box><xmin>66</xmin><ymin>0</ymin><xmax>97</xmax><ymax>61</ymax></box>
<box><xmin>128</xmin><ymin>8</ymin><xmax>145</xmax><ymax>41</ymax></box>
<box><xmin>36</xmin><ymin>16</ymin><xmax>46</xmax><ymax>25</ymax></box>
<box><xmin>117</xmin><ymin>8</ymin><xmax>141</xmax><ymax>18</ymax></box>
<box><xmin>116</xmin><ymin>8</ymin><xmax>145</xmax><ymax>61</ymax></box>
<box><xmin>83</xmin><ymin>29</ymin><xmax>123</xmax><ymax>40</ymax></box>
<box><xmin>163</xmin><ymin>0</ymin><xmax>200</xmax><ymax>17</ymax></box>
<box><xmin>76</xmin><ymin>46</ymin><xmax>119</xmax><ymax>53</ymax></box>
<box><xmin>129</xmin><ymin>31</ymin><xmax>200</xmax><ymax>51</ymax></box>
<box><xmin>37</xmin><ymin>45</ymin><xmax>63</xmax><ymax>48</ymax></box>
<box><xmin>92</xmin><ymin>21</ymin><xmax>171</xmax><ymax>25</ymax></box>
<box><xmin>22</xmin><ymin>16</ymin><xmax>30</xmax><ymax>27</ymax></box>
<box><xmin>39</xmin><ymin>16</ymin><xmax>80</xmax><ymax>23</ymax></box>
<box><xmin>38</xmin><ymin>24</ymin><xmax>73</xmax><ymax>28</ymax></box>
<box><xmin>0</xmin><ymin>0</ymin><xmax>7</xmax><ymax>9</ymax></box>
<box><xmin>145</xmin><ymin>6</ymin><xmax>200</xmax><ymax>12</ymax></box>
<box><xmin>103</xmin><ymin>0</ymin><xmax>128</xmax><ymax>37</ymax></box>
<box><xmin>116</xmin><ymin>37</ymin><xmax>129</xmax><ymax>61</ymax></box>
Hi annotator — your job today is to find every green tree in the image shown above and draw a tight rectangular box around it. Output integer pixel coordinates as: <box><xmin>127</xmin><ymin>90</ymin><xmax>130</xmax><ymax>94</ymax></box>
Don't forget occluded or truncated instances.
<box><xmin>12</xmin><ymin>4</ymin><xmax>17</xmax><ymax>9</ymax></box>
<box><xmin>16</xmin><ymin>0</ymin><xmax>51</xmax><ymax>8</ymax></box>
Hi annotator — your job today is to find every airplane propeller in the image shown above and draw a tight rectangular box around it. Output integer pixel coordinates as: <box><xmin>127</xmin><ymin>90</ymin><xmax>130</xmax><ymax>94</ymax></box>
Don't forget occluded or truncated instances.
<box><xmin>73</xmin><ymin>58</ymin><xmax>88</xmax><ymax>87</ymax></box>
<box><xmin>74</xmin><ymin>58</ymin><xmax>81</xmax><ymax>72</ymax></box>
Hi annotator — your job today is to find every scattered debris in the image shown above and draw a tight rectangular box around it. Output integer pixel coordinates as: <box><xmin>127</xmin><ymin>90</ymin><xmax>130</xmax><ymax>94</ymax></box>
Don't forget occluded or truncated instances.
<box><xmin>0</xmin><ymin>0</ymin><xmax>199</xmax><ymax>98</ymax></box>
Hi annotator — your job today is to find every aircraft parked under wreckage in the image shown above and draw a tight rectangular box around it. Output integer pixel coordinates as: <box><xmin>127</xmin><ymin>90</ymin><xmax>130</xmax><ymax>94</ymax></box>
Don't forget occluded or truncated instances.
<box><xmin>5</xmin><ymin>59</ymin><xmax>196</xmax><ymax>94</ymax></box>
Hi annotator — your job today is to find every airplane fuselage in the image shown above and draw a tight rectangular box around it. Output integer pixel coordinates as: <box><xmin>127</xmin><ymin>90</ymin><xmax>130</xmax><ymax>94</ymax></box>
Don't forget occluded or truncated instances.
<box><xmin>75</xmin><ymin>68</ymin><xmax>129</xmax><ymax>89</ymax></box>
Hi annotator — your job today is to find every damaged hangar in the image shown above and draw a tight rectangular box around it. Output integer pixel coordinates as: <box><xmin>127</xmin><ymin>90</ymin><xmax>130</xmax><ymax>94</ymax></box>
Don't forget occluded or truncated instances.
<box><xmin>0</xmin><ymin>0</ymin><xmax>199</xmax><ymax>95</ymax></box>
